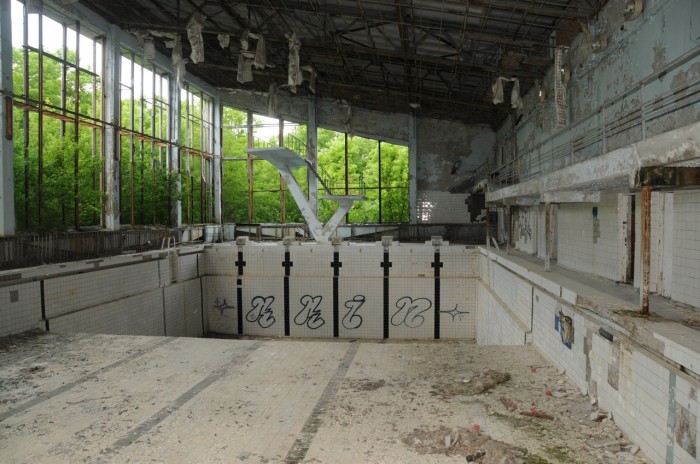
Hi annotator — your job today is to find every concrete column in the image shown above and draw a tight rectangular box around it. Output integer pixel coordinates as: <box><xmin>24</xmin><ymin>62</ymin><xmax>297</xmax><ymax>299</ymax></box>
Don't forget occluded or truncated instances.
<box><xmin>617</xmin><ymin>194</ymin><xmax>634</xmax><ymax>283</ymax></box>
<box><xmin>408</xmin><ymin>114</ymin><xmax>417</xmax><ymax>224</ymax></box>
<box><xmin>307</xmin><ymin>97</ymin><xmax>318</xmax><ymax>214</ymax></box>
<box><xmin>212</xmin><ymin>96</ymin><xmax>222</xmax><ymax>224</ymax></box>
<box><xmin>168</xmin><ymin>70</ymin><xmax>182</xmax><ymax>227</ymax></box>
<box><xmin>545</xmin><ymin>202</ymin><xmax>553</xmax><ymax>272</ymax></box>
<box><xmin>0</xmin><ymin>0</ymin><xmax>14</xmax><ymax>235</ymax></box>
<box><xmin>640</xmin><ymin>185</ymin><xmax>651</xmax><ymax>315</ymax></box>
<box><xmin>102</xmin><ymin>25</ymin><xmax>121</xmax><ymax>230</ymax></box>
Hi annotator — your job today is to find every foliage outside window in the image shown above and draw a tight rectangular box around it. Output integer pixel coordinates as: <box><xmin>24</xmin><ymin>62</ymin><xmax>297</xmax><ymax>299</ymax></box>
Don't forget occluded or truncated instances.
<box><xmin>11</xmin><ymin>1</ymin><xmax>104</xmax><ymax>231</ymax></box>
<box><xmin>119</xmin><ymin>52</ymin><xmax>174</xmax><ymax>226</ymax></box>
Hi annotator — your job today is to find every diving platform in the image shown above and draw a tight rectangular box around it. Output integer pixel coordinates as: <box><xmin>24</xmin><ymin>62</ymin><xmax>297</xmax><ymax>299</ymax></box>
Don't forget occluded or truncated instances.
<box><xmin>245</xmin><ymin>145</ymin><xmax>366</xmax><ymax>242</ymax></box>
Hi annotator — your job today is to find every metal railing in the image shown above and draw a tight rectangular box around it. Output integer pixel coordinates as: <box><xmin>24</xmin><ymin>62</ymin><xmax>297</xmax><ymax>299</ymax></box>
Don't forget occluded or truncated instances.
<box><xmin>0</xmin><ymin>228</ymin><xmax>178</xmax><ymax>270</ymax></box>
<box><xmin>485</xmin><ymin>46</ymin><xmax>700</xmax><ymax>192</ymax></box>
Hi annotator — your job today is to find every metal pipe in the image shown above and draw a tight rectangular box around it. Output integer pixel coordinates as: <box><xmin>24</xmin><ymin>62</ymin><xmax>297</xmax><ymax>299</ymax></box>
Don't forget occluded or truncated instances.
<box><xmin>545</xmin><ymin>202</ymin><xmax>552</xmax><ymax>272</ymax></box>
<box><xmin>74</xmin><ymin>22</ymin><xmax>80</xmax><ymax>230</ymax></box>
<box><xmin>378</xmin><ymin>140</ymin><xmax>382</xmax><ymax>223</ymax></box>
<box><xmin>640</xmin><ymin>186</ymin><xmax>651</xmax><ymax>315</ymax></box>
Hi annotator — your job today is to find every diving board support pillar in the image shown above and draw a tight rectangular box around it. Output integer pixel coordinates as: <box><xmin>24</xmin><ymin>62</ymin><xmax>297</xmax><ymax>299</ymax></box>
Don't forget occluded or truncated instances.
<box><xmin>307</xmin><ymin>98</ymin><xmax>319</xmax><ymax>214</ymax></box>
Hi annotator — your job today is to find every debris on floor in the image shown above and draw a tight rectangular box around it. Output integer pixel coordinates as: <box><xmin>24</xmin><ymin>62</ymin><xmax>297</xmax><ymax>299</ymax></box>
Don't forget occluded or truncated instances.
<box><xmin>431</xmin><ymin>368</ymin><xmax>511</xmax><ymax>398</ymax></box>
<box><xmin>404</xmin><ymin>426</ymin><xmax>528</xmax><ymax>463</ymax></box>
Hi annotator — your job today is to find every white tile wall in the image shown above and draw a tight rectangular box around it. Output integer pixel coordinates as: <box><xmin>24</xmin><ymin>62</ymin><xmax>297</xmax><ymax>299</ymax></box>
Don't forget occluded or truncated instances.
<box><xmin>337</xmin><ymin>277</ymin><xmax>383</xmax><ymax>339</ymax></box>
<box><xmin>531</xmin><ymin>288</ymin><xmax>587</xmax><ymax>391</ymax></box>
<box><xmin>416</xmin><ymin>190</ymin><xmax>471</xmax><ymax>223</ymax></box>
<box><xmin>289</xmin><ymin>277</ymin><xmax>334</xmax><ymax>338</ymax></box>
<box><xmin>672</xmin><ymin>190</ymin><xmax>700</xmax><ymax>307</ymax></box>
<box><xmin>163</xmin><ymin>284</ymin><xmax>187</xmax><ymax>337</ymax></box>
<box><xmin>475</xmin><ymin>281</ymin><xmax>527</xmax><ymax>345</ymax></box>
<box><xmin>183</xmin><ymin>279</ymin><xmax>204</xmax><ymax>337</ymax></box>
<box><xmin>50</xmin><ymin>288</ymin><xmax>165</xmax><ymax>336</ymax></box>
<box><xmin>389</xmin><ymin>277</ymin><xmax>435</xmax><ymax>339</ymax></box>
<box><xmin>492</xmin><ymin>264</ymin><xmax>533</xmax><ymax>331</ymax></box>
<box><xmin>241</xmin><ymin>276</ymin><xmax>285</xmax><ymax>337</ymax></box>
<box><xmin>0</xmin><ymin>282</ymin><xmax>42</xmax><ymax>337</ymax></box>
<box><xmin>557</xmin><ymin>202</ymin><xmax>619</xmax><ymax>281</ymax></box>
<box><xmin>440</xmin><ymin>279</ymin><xmax>476</xmax><ymax>339</ymax></box>
<box><xmin>44</xmin><ymin>261</ymin><xmax>161</xmax><ymax>318</ymax></box>
<box><xmin>203</xmin><ymin>276</ymin><xmax>237</xmax><ymax>335</ymax></box>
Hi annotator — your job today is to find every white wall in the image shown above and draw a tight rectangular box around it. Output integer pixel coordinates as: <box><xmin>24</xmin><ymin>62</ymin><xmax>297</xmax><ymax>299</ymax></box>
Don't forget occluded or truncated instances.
<box><xmin>0</xmin><ymin>249</ymin><xmax>204</xmax><ymax>338</ymax></box>
<box><xmin>672</xmin><ymin>190</ymin><xmax>700</xmax><ymax>307</ymax></box>
<box><xmin>557</xmin><ymin>202</ymin><xmax>619</xmax><ymax>281</ymax></box>
<box><xmin>203</xmin><ymin>241</ymin><xmax>479</xmax><ymax>340</ymax></box>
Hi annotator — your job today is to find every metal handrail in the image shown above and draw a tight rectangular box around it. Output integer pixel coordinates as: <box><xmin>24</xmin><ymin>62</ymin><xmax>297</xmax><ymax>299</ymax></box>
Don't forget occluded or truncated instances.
<box><xmin>484</xmin><ymin>45</ymin><xmax>700</xmax><ymax>192</ymax></box>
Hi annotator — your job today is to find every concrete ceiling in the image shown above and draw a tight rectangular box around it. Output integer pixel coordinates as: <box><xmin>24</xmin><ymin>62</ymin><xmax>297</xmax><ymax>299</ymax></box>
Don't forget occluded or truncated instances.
<box><xmin>81</xmin><ymin>0</ymin><xmax>605</xmax><ymax>127</ymax></box>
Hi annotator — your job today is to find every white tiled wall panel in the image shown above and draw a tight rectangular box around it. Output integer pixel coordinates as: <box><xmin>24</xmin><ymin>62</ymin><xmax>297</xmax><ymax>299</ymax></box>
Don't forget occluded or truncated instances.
<box><xmin>203</xmin><ymin>276</ymin><xmax>237</xmax><ymax>335</ymax></box>
<box><xmin>557</xmin><ymin>202</ymin><xmax>619</xmax><ymax>281</ymax></box>
<box><xmin>492</xmin><ymin>264</ymin><xmax>533</xmax><ymax>331</ymax></box>
<box><xmin>241</xmin><ymin>276</ymin><xmax>285</xmax><ymax>337</ymax></box>
<box><xmin>44</xmin><ymin>261</ymin><xmax>161</xmax><ymax>318</ymax></box>
<box><xmin>440</xmin><ymin>278</ymin><xmax>476</xmax><ymax>339</ymax></box>
<box><xmin>476</xmin><ymin>281</ymin><xmax>526</xmax><ymax>345</ymax></box>
<box><xmin>0</xmin><ymin>282</ymin><xmax>42</xmax><ymax>337</ymax></box>
<box><xmin>337</xmin><ymin>277</ymin><xmax>384</xmax><ymax>339</ymax></box>
<box><xmin>389</xmin><ymin>244</ymin><xmax>433</xmax><ymax>278</ymax></box>
<box><xmin>388</xmin><ymin>277</ymin><xmax>434</xmax><ymax>339</ymax></box>
<box><xmin>50</xmin><ymin>289</ymin><xmax>165</xmax><ymax>336</ymax></box>
<box><xmin>163</xmin><ymin>284</ymin><xmax>187</xmax><ymax>337</ymax></box>
<box><xmin>203</xmin><ymin>244</ymin><xmax>237</xmax><ymax>276</ymax></box>
<box><xmin>289</xmin><ymin>277</ymin><xmax>334</xmax><ymax>338</ymax></box>
<box><xmin>183</xmin><ymin>279</ymin><xmax>204</xmax><ymax>338</ymax></box>
<box><xmin>179</xmin><ymin>254</ymin><xmax>200</xmax><ymax>281</ymax></box>
<box><xmin>338</xmin><ymin>243</ymin><xmax>383</xmax><ymax>278</ymax></box>
<box><xmin>440</xmin><ymin>245</ymin><xmax>478</xmax><ymax>278</ymax></box>
<box><xmin>672</xmin><ymin>190</ymin><xmax>700</xmax><ymax>307</ymax></box>
<box><xmin>531</xmin><ymin>288</ymin><xmax>587</xmax><ymax>391</ymax></box>
<box><xmin>417</xmin><ymin>190</ymin><xmax>471</xmax><ymax>223</ymax></box>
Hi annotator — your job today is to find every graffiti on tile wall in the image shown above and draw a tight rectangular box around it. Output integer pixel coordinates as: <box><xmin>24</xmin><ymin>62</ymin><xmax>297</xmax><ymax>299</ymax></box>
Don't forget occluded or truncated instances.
<box><xmin>440</xmin><ymin>305</ymin><xmax>470</xmax><ymax>321</ymax></box>
<box><xmin>294</xmin><ymin>295</ymin><xmax>326</xmax><ymax>329</ymax></box>
<box><xmin>391</xmin><ymin>297</ymin><xmax>432</xmax><ymax>328</ymax></box>
<box><xmin>247</xmin><ymin>296</ymin><xmax>276</xmax><ymax>328</ymax></box>
<box><xmin>342</xmin><ymin>295</ymin><xmax>366</xmax><ymax>330</ymax></box>
<box><xmin>555</xmin><ymin>308</ymin><xmax>574</xmax><ymax>349</ymax></box>
<box><xmin>213</xmin><ymin>297</ymin><xmax>235</xmax><ymax>317</ymax></box>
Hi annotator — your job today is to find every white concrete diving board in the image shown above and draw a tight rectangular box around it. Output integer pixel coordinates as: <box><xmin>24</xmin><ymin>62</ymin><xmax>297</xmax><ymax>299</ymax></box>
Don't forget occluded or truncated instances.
<box><xmin>245</xmin><ymin>146</ymin><xmax>366</xmax><ymax>242</ymax></box>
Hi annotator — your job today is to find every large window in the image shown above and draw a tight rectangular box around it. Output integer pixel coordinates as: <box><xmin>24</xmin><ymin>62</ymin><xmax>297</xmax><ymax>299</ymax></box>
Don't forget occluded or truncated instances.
<box><xmin>180</xmin><ymin>85</ymin><xmax>214</xmax><ymax>224</ymax></box>
<box><xmin>11</xmin><ymin>1</ymin><xmax>104</xmax><ymax>231</ymax></box>
<box><xmin>316</xmin><ymin>130</ymin><xmax>409</xmax><ymax>223</ymax></box>
<box><xmin>221</xmin><ymin>109</ymin><xmax>306</xmax><ymax>224</ymax></box>
<box><xmin>118</xmin><ymin>52</ymin><xmax>172</xmax><ymax>226</ymax></box>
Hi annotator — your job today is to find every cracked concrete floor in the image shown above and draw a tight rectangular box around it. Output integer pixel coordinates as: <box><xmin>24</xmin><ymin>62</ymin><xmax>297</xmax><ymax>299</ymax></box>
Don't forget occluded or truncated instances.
<box><xmin>0</xmin><ymin>331</ymin><xmax>649</xmax><ymax>463</ymax></box>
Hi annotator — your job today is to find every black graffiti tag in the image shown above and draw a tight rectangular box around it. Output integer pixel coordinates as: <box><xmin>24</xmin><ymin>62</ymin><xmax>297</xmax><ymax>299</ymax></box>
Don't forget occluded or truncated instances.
<box><xmin>246</xmin><ymin>296</ymin><xmax>276</xmax><ymax>328</ymax></box>
<box><xmin>294</xmin><ymin>295</ymin><xmax>325</xmax><ymax>329</ymax></box>
<box><xmin>342</xmin><ymin>295</ymin><xmax>366</xmax><ymax>330</ymax></box>
<box><xmin>213</xmin><ymin>297</ymin><xmax>235</xmax><ymax>317</ymax></box>
<box><xmin>391</xmin><ymin>297</ymin><xmax>432</xmax><ymax>328</ymax></box>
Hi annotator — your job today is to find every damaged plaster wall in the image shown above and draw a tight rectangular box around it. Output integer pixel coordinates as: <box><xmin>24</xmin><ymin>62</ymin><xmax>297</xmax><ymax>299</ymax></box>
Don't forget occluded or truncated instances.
<box><xmin>495</xmin><ymin>0</ymin><xmax>700</xmax><ymax>175</ymax></box>
<box><xmin>221</xmin><ymin>89</ymin><xmax>409</xmax><ymax>144</ymax></box>
<box><xmin>417</xmin><ymin>119</ymin><xmax>495</xmax><ymax>223</ymax></box>
<box><xmin>513</xmin><ymin>206</ymin><xmax>539</xmax><ymax>255</ymax></box>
